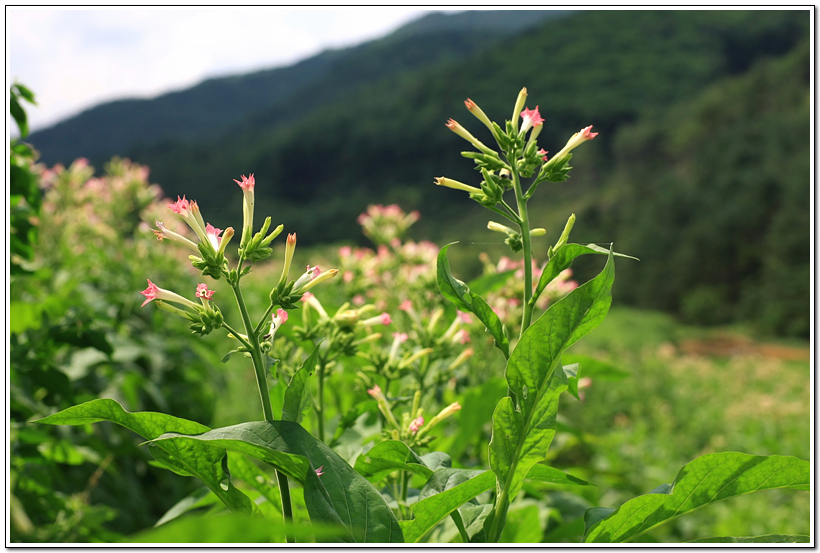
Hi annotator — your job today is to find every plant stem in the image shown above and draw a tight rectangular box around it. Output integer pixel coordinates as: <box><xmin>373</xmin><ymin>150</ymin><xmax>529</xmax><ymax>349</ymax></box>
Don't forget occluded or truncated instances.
<box><xmin>230</xmin><ymin>280</ymin><xmax>295</xmax><ymax>543</ymax></box>
<box><xmin>509</xmin><ymin>160</ymin><xmax>535</xmax><ymax>337</ymax></box>
<box><xmin>317</xmin><ymin>358</ymin><xmax>326</xmax><ymax>442</ymax></box>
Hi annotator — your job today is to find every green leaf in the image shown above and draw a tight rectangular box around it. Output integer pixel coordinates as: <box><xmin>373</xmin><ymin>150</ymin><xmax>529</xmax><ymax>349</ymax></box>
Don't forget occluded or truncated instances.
<box><xmin>525</xmin><ymin>464</ymin><xmax>595</xmax><ymax>487</ymax></box>
<box><xmin>281</xmin><ymin>340</ymin><xmax>321</xmax><ymax>423</ymax></box>
<box><xmin>688</xmin><ymin>535</ymin><xmax>810</xmax><ymax>543</ymax></box>
<box><xmin>492</xmin><ymin>249</ymin><xmax>615</xmax><ymax>503</ymax></box>
<box><xmin>228</xmin><ymin>454</ymin><xmax>282</xmax><ymax>514</ymax></box>
<box><xmin>402</xmin><ymin>470</ymin><xmax>496</xmax><ymax>543</ymax></box>
<box><xmin>564</xmin><ymin>363</ymin><xmax>582</xmax><ymax>400</ymax></box>
<box><xmin>154</xmin><ymin>486</ymin><xmax>216</xmax><ymax>527</ymax></box>
<box><xmin>466</xmin><ymin>269</ymin><xmax>516</xmax><ymax>296</ymax></box>
<box><xmin>499</xmin><ymin>504</ymin><xmax>542</xmax><ymax>543</ymax></box>
<box><xmin>583</xmin><ymin>452</ymin><xmax>810</xmax><ymax>543</ymax></box>
<box><xmin>533</xmin><ymin>243</ymin><xmax>635</xmax><ymax>303</ymax></box>
<box><xmin>354</xmin><ymin>440</ymin><xmax>432</xmax><ymax>481</ymax></box>
<box><xmin>437</xmin><ymin>243</ymin><xmax>509</xmax><ymax>358</ymax></box>
<box><xmin>456</xmin><ymin>503</ymin><xmax>493</xmax><ymax>543</ymax></box>
<box><xmin>35</xmin><ymin>399</ymin><xmax>254</xmax><ymax>515</ymax></box>
<box><xmin>561</xmin><ymin>354</ymin><xmax>629</xmax><ymax>381</ymax></box>
<box><xmin>127</xmin><ymin>514</ymin><xmax>345</xmax><ymax>543</ymax></box>
<box><xmin>153</xmin><ymin>421</ymin><xmax>403</xmax><ymax>543</ymax></box>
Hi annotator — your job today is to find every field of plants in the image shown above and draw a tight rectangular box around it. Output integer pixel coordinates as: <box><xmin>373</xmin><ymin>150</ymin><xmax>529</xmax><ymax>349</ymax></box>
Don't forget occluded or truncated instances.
<box><xmin>9</xmin><ymin>81</ymin><xmax>810</xmax><ymax>544</ymax></box>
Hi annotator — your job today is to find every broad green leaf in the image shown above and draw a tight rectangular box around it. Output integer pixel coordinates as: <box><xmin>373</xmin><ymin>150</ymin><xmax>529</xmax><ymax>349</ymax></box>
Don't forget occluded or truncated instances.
<box><xmin>437</xmin><ymin>243</ymin><xmax>509</xmax><ymax>358</ymax></box>
<box><xmin>583</xmin><ymin>452</ymin><xmax>810</xmax><ymax>543</ymax></box>
<box><xmin>525</xmin><ymin>464</ymin><xmax>595</xmax><ymax>487</ymax></box>
<box><xmin>418</xmin><ymin>468</ymin><xmax>487</xmax><ymax>501</ymax></box>
<box><xmin>533</xmin><ymin>243</ymin><xmax>635</xmax><ymax>302</ymax></box>
<box><xmin>403</xmin><ymin>470</ymin><xmax>496</xmax><ymax>543</ymax></box>
<box><xmin>419</xmin><ymin>451</ymin><xmax>452</xmax><ymax>472</ymax></box>
<box><xmin>35</xmin><ymin>399</ymin><xmax>254</xmax><ymax>514</ymax></box>
<box><xmin>493</xmin><ymin>250</ymin><xmax>614</xmax><ymax>503</ymax></box>
<box><xmin>456</xmin><ymin>503</ymin><xmax>493</xmax><ymax>543</ymax></box>
<box><xmin>127</xmin><ymin>514</ymin><xmax>345</xmax><ymax>543</ymax></box>
<box><xmin>688</xmin><ymin>535</ymin><xmax>810</xmax><ymax>543</ymax></box>
<box><xmin>281</xmin><ymin>340</ymin><xmax>321</xmax><ymax>423</ymax></box>
<box><xmin>499</xmin><ymin>504</ymin><xmax>542</xmax><ymax>543</ymax></box>
<box><xmin>228</xmin><ymin>454</ymin><xmax>282</xmax><ymax>514</ymax></box>
<box><xmin>153</xmin><ymin>421</ymin><xmax>403</xmax><ymax>543</ymax></box>
<box><xmin>354</xmin><ymin>440</ymin><xmax>432</xmax><ymax>481</ymax></box>
<box><xmin>466</xmin><ymin>269</ymin><xmax>516</xmax><ymax>296</ymax></box>
<box><xmin>154</xmin><ymin>486</ymin><xmax>216</xmax><ymax>527</ymax></box>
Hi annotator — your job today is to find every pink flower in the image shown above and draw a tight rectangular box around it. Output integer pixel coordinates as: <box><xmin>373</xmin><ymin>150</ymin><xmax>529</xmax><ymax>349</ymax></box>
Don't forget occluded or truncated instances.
<box><xmin>409</xmin><ymin>416</ymin><xmax>424</xmax><ymax>434</ymax></box>
<box><xmin>399</xmin><ymin>300</ymin><xmax>413</xmax><ymax>312</ymax></box>
<box><xmin>343</xmin><ymin>271</ymin><xmax>354</xmax><ymax>283</ymax></box>
<box><xmin>275</xmin><ymin>308</ymin><xmax>289</xmax><ymax>325</ymax></box>
<box><xmin>233</xmin><ymin>173</ymin><xmax>255</xmax><ymax>191</ymax></box>
<box><xmin>140</xmin><ymin>279</ymin><xmax>160</xmax><ymax>307</ymax></box>
<box><xmin>352</xmin><ymin>295</ymin><xmax>365</xmax><ymax>306</ymax></box>
<box><xmin>315</xmin><ymin>465</ymin><xmax>324</xmax><ymax>477</ymax></box>
<box><xmin>339</xmin><ymin>246</ymin><xmax>352</xmax><ymax>257</ymax></box>
<box><xmin>205</xmin><ymin>223</ymin><xmax>222</xmax><ymax>250</ymax></box>
<box><xmin>196</xmin><ymin>283</ymin><xmax>215</xmax><ymax>300</ymax></box>
<box><xmin>380</xmin><ymin>312</ymin><xmax>392</xmax><ymax>326</ymax></box>
<box><xmin>538</xmin><ymin>148</ymin><xmax>549</xmax><ymax>162</ymax></box>
<box><xmin>168</xmin><ymin>196</ymin><xmax>191</xmax><ymax>216</ymax></box>
<box><xmin>458</xmin><ymin>329</ymin><xmax>471</xmax><ymax>345</ymax></box>
<box><xmin>306</xmin><ymin>265</ymin><xmax>320</xmax><ymax>277</ymax></box>
<box><xmin>367</xmin><ymin>385</ymin><xmax>382</xmax><ymax>398</ymax></box>
<box><xmin>393</xmin><ymin>332</ymin><xmax>408</xmax><ymax>343</ymax></box>
<box><xmin>300</xmin><ymin>292</ymin><xmax>314</xmax><ymax>302</ymax></box>
<box><xmin>520</xmin><ymin>106</ymin><xmax>544</xmax><ymax>132</ymax></box>
<box><xmin>579</xmin><ymin>125</ymin><xmax>598</xmax><ymax>140</ymax></box>
<box><xmin>457</xmin><ymin>311</ymin><xmax>471</xmax><ymax>324</ymax></box>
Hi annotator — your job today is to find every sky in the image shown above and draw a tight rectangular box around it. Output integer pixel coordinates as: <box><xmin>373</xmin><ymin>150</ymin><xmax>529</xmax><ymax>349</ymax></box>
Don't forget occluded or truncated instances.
<box><xmin>8</xmin><ymin>7</ymin><xmax>446</xmax><ymax>132</ymax></box>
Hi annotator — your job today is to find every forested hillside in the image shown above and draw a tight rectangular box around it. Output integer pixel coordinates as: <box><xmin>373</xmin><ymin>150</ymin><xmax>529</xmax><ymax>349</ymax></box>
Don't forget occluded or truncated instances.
<box><xmin>26</xmin><ymin>9</ymin><xmax>810</xmax><ymax>335</ymax></box>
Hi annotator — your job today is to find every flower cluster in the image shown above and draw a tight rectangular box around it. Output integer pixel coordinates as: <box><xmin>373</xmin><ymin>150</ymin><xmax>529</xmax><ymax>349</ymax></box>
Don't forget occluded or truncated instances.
<box><xmin>357</xmin><ymin>203</ymin><xmax>420</xmax><ymax>246</ymax></box>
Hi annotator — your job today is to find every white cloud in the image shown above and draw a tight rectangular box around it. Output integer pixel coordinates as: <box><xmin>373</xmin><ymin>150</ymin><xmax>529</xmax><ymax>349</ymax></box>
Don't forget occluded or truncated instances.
<box><xmin>8</xmin><ymin>7</ymin><xmax>434</xmax><ymax>131</ymax></box>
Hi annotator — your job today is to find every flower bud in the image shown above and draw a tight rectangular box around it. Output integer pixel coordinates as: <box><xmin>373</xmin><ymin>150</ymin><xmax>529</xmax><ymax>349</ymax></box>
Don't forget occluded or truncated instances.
<box><xmin>217</xmin><ymin>227</ymin><xmax>235</xmax><ymax>256</ymax></box>
<box><xmin>511</xmin><ymin>87</ymin><xmax>528</xmax><ymax>133</ymax></box>
<box><xmin>464</xmin><ymin>98</ymin><xmax>495</xmax><ymax>135</ymax></box>
<box><xmin>531</xmin><ymin>228</ymin><xmax>547</xmax><ymax>237</ymax></box>
<box><xmin>233</xmin><ymin>174</ymin><xmax>255</xmax><ymax>247</ymax></box>
<box><xmin>434</xmin><ymin>177</ymin><xmax>482</xmax><ymax>195</ymax></box>
<box><xmin>448</xmin><ymin>348</ymin><xmax>474</xmax><ymax>371</ymax></box>
<box><xmin>548</xmin><ymin>126</ymin><xmax>598</xmax><ymax>168</ymax></box>
<box><xmin>279</xmin><ymin>233</ymin><xmax>297</xmax><ymax>286</ymax></box>
<box><xmin>488</xmin><ymin>221</ymin><xmax>515</xmax><ymax>235</ymax></box>
<box><xmin>298</xmin><ymin>268</ymin><xmax>339</xmax><ymax>293</ymax></box>
<box><xmin>445</xmin><ymin>119</ymin><xmax>495</xmax><ymax>155</ymax></box>
<box><xmin>554</xmin><ymin>213</ymin><xmax>576</xmax><ymax>252</ymax></box>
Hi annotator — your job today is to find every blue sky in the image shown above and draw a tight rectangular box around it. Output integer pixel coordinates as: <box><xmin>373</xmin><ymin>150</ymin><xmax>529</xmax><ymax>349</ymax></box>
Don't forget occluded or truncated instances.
<box><xmin>8</xmin><ymin>7</ymin><xmax>448</xmax><ymax>132</ymax></box>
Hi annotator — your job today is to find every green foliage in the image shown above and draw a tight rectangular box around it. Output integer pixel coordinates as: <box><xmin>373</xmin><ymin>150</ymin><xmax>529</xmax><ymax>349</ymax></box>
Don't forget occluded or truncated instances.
<box><xmin>688</xmin><ymin>534</ymin><xmax>810</xmax><ymax>544</ymax></box>
<box><xmin>153</xmin><ymin>421</ymin><xmax>404</xmax><ymax>542</ymax></box>
<box><xmin>583</xmin><ymin>452</ymin><xmax>809</xmax><ymax>543</ymax></box>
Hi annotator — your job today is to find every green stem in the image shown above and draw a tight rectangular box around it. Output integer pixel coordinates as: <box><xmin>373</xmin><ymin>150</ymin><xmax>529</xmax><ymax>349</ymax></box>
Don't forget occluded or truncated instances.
<box><xmin>254</xmin><ymin>303</ymin><xmax>276</xmax><ymax>336</ymax></box>
<box><xmin>317</xmin><ymin>358</ymin><xmax>326</xmax><ymax>442</ymax></box>
<box><xmin>510</xmin><ymin>160</ymin><xmax>535</xmax><ymax>337</ymax></box>
<box><xmin>222</xmin><ymin>322</ymin><xmax>251</xmax><ymax>350</ymax></box>
<box><xmin>230</xmin><ymin>280</ymin><xmax>295</xmax><ymax>543</ymax></box>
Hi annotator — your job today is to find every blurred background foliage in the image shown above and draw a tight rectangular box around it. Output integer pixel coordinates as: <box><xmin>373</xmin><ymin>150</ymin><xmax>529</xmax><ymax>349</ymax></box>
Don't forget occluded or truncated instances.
<box><xmin>10</xmin><ymin>8</ymin><xmax>810</xmax><ymax>543</ymax></box>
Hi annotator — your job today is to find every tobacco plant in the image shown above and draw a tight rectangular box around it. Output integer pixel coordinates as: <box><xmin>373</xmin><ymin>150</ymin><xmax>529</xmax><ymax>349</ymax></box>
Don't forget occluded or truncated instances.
<box><xmin>35</xmin><ymin>88</ymin><xmax>809</xmax><ymax>544</ymax></box>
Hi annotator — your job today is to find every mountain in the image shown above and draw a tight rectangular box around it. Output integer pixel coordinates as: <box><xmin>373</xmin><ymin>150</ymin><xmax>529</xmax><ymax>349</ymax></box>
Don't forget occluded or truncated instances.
<box><xmin>25</xmin><ymin>9</ymin><xmax>811</xmax><ymax>336</ymax></box>
<box><xmin>28</xmin><ymin>10</ymin><xmax>568</xmax><ymax>165</ymax></box>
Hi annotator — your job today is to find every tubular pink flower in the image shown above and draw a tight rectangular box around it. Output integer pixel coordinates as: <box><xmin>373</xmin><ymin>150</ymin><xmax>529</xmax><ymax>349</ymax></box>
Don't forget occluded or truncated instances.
<box><xmin>300</xmin><ymin>292</ymin><xmax>314</xmax><ymax>302</ymax></box>
<box><xmin>409</xmin><ymin>416</ymin><xmax>424</xmax><ymax>434</ymax></box>
<box><xmin>380</xmin><ymin>313</ymin><xmax>392</xmax><ymax>326</ymax></box>
<box><xmin>275</xmin><ymin>308</ymin><xmax>289</xmax><ymax>325</ymax></box>
<box><xmin>367</xmin><ymin>384</ymin><xmax>383</xmax><ymax>399</ymax></box>
<box><xmin>339</xmin><ymin>246</ymin><xmax>352</xmax><ymax>257</ymax></box>
<box><xmin>233</xmin><ymin>173</ymin><xmax>255</xmax><ymax>192</ymax></box>
<box><xmin>445</xmin><ymin>119</ymin><xmax>492</xmax><ymax>153</ymax></box>
<box><xmin>399</xmin><ymin>300</ymin><xmax>413</xmax><ymax>312</ymax></box>
<box><xmin>457</xmin><ymin>312</ymin><xmax>472</xmax><ymax>324</ymax></box>
<box><xmin>196</xmin><ymin>283</ymin><xmax>215</xmax><ymax>300</ymax></box>
<box><xmin>153</xmin><ymin>221</ymin><xmax>199</xmax><ymax>253</ymax></box>
<box><xmin>538</xmin><ymin>148</ymin><xmax>549</xmax><ymax>162</ymax></box>
<box><xmin>205</xmin><ymin>223</ymin><xmax>222</xmax><ymax>251</ymax></box>
<box><xmin>393</xmin><ymin>332</ymin><xmax>409</xmax><ymax>343</ymax></box>
<box><xmin>520</xmin><ymin>106</ymin><xmax>544</xmax><ymax>133</ymax></box>
<box><xmin>464</xmin><ymin>98</ymin><xmax>494</xmax><ymax>133</ymax></box>
<box><xmin>315</xmin><ymin>466</ymin><xmax>324</xmax><ymax>477</ymax></box>
<box><xmin>168</xmin><ymin>196</ymin><xmax>191</xmax><ymax>216</ymax></box>
<box><xmin>267</xmin><ymin>308</ymin><xmax>289</xmax><ymax>340</ymax></box>
<box><xmin>139</xmin><ymin>279</ymin><xmax>198</xmax><ymax>310</ymax></box>
<box><xmin>550</xmin><ymin>125</ymin><xmax>599</xmax><ymax>166</ymax></box>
